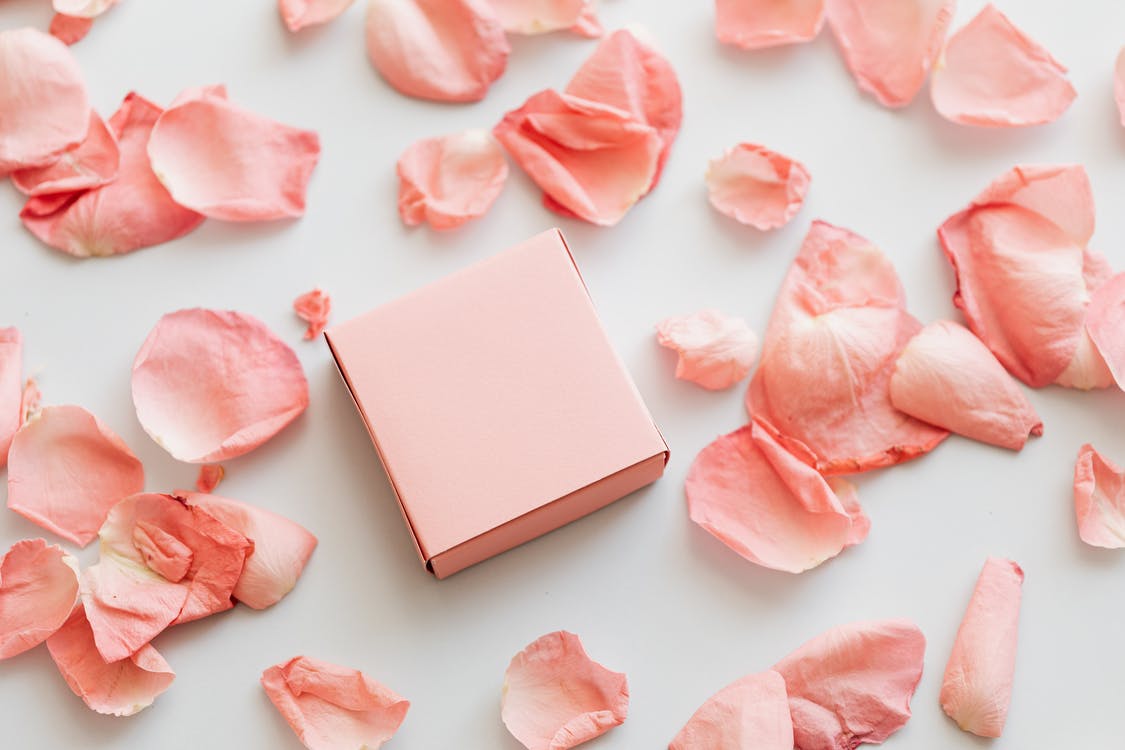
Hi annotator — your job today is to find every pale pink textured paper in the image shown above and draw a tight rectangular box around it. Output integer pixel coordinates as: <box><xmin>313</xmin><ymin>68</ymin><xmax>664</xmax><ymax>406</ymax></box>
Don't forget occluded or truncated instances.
<box><xmin>278</xmin><ymin>0</ymin><xmax>355</xmax><ymax>31</ymax></box>
<box><xmin>397</xmin><ymin>130</ymin><xmax>508</xmax><ymax>230</ymax></box>
<box><xmin>12</xmin><ymin>110</ymin><xmax>118</xmax><ymax>196</ymax></box>
<box><xmin>715</xmin><ymin>0</ymin><xmax>825</xmax><ymax>49</ymax></box>
<box><xmin>0</xmin><ymin>328</ymin><xmax>21</xmax><ymax>468</ymax></box>
<box><xmin>0</xmin><ymin>539</ymin><xmax>79</xmax><ymax>660</ymax></box>
<box><xmin>706</xmin><ymin>143</ymin><xmax>810</xmax><ymax>230</ymax></box>
<box><xmin>1074</xmin><ymin>445</ymin><xmax>1125</xmax><ymax>549</ymax></box>
<box><xmin>656</xmin><ymin>309</ymin><xmax>758</xmax><ymax>390</ymax></box>
<box><xmin>670</xmin><ymin>670</ymin><xmax>792</xmax><ymax>750</ymax></box>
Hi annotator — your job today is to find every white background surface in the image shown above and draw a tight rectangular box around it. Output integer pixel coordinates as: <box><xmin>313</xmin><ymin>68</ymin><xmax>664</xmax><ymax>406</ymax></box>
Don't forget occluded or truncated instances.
<box><xmin>1</xmin><ymin>0</ymin><xmax>1124</xmax><ymax>747</ymax></box>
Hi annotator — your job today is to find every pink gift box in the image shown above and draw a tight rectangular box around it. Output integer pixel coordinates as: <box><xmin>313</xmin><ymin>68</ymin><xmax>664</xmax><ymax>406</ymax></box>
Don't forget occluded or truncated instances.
<box><xmin>326</xmin><ymin>229</ymin><xmax>669</xmax><ymax>578</ymax></box>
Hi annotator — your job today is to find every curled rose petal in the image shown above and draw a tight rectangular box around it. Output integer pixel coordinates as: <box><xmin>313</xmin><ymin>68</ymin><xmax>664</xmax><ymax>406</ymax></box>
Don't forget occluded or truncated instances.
<box><xmin>279</xmin><ymin>0</ymin><xmax>355</xmax><ymax>31</ymax></box>
<box><xmin>53</xmin><ymin>0</ymin><xmax>119</xmax><ymax>18</ymax></box>
<box><xmin>1086</xmin><ymin>272</ymin><xmax>1125</xmax><ymax>391</ymax></box>
<box><xmin>889</xmin><ymin>321</ymin><xmax>1043</xmax><ymax>450</ymax></box>
<box><xmin>1074</xmin><ymin>445</ymin><xmax>1125</xmax><ymax>549</ymax></box>
<box><xmin>930</xmin><ymin>4</ymin><xmax>1075</xmax><ymax>127</ymax></box>
<box><xmin>11</xmin><ymin>110</ymin><xmax>118</xmax><ymax>196</ymax></box>
<box><xmin>132</xmin><ymin>308</ymin><xmax>309</xmax><ymax>463</ymax></box>
<box><xmin>0</xmin><ymin>539</ymin><xmax>79</xmax><ymax>659</ymax></box>
<box><xmin>262</xmin><ymin>656</ymin><xmax>410</xmax><ymax>750</ymax></box>
<box><xmin>773</xmin><ymin>619</ymin><xmax>926</xmax><ymax>750</ymax></box>
<box><xmin>487</xmin><ymin>0</ymin><xmax>599</xmax><ymax>36</ymax></box>
<box><xmin>656</xmin><ymin>309</ymin><xmax>759</xmax><ymax>390</ymax></box>
<box><xmin>747</xmin><ymin>220</ymin><xmax>948</xmax><ymax>475</ymax></box>
<box><xmin>715</xmin><ymin>0</ymin><xmax>825</xmax><ymax>49</ymax></box>
<box><xmin>706</xmin><ymin>143</ymin><xmax>810</xmax><ymax>230</ymax></box>
<box><xmin>365</xmin><ymin>0</ymin><xmax>509</xmax><ymax>103</ymax></box>
<box><xmin>940</xmin><ymin>557</ymin><xmax>1023</xmax><ymax>738</ymax></box>
<box><xmin>195</xmin><ymin>464</ymin><xmax>225</xmax><ymax>493</ymax></box>
<box><xmin>293</xmin><ymin>289</ymin><xmax>332</xmax><ymax>340</ymax></box>
<box><xmin>46</xmin><ymin>606</ymin><xmax>174</xmax><ymax>717</ymax></box>
<box><xmin>397</xmin><ymin>130</ymin><xmax>508</xmax><ymax>230</ymax></box>
<box><xmin>7</xmin><ymin>405</ymin><xmax>145</xmax><ymax>547</ymax></box>
<box><xmin>0</xmin><ymin>327</ymin><xmax>21</xmax><ymax>468</ymax></box>
<box><xmin>670</xmin><ymin>670</ymin><xmax>792</xmax><ymax>750</ymax></box>
<box><xmin>48</xmin><ymin>14</ymin><xmax>94</xmax><ymax>45</ymax></box>
<box><xmin>502</xmin><ymin>631</ymin><xmax>628</xmax><ymax>750</ymax></box>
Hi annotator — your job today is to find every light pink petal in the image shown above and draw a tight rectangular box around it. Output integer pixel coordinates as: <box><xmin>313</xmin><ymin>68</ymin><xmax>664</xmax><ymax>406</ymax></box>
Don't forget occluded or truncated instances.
<box><xmin>930</xmin><ymin>4</ymin><xmax>1075</xmax><ymax>127</ymax></box>
<box><xmin>706</xmin><ymin>143</ymin><xmax>810</xmax><ymax>230</ymax></box>
<box><xmin>262</xmin><ymin>656</ymin><xmax>409</xmax><ymax>750</ymax></box>
<box><xmin>670</xmin><ymin>670</ymin><xmax>792</xmax><ymax>750</ymax></box>
<box><xmin>715</xmin><ymin>0</ymin><xmax>825</xmax><ymax>49</ymax></box>
<box><xmin>487</xmin><ymin>0</ymin><xmax>597</xmax><ymax>35</ymax></box>
<box><xmin>656</xmin><ymin>309</ymin><xmax>759</xmax><ymax>390</ymax></box>
<box><xmin>569</xmin><ymin>4</ymin><xmax>601</xmax><ymax>37</ymax></box>
<box><xmin>889</xmin><ymin>320</ymin><xmax>1042</xmax><ymax>450</ymax></box>
<box><xmin>1086</xmin><ymin>272</ymin><xmax>1125</xmax><ymax>391</ymax></box>
<box><xmin>1074</xmin><ymin>445</ymin><xmax>1125</xmax><ymax>549</ymax></box>
<box><xmin>46</xmin><ymin>606</ymin><xmax>173</xmax><ymax>717</ymax></box>
<box><xmin>1116</xmin><ymin>48</ymin><xmax>1125</xmax><ymax>128</ymax></box>
<box><xmin>279</xmin><ymin>0</ymin><xmax>355</xmax><ymax>31</ymax></box>
<box><xmin>48</xmin><ymin>14</ymin><xmax>94</xmax><ymax>45</ymax></box>
<box><xmin>0</xmin><ymin>327</ymin><xmax>21</xmax><ymax>468</ymax></box>
<box><xmin>131</xmin><ymin>308</ymin><xmax>309</xmax><ymax>463</ymax></box>
<box><xmin>6</xmin><ymin>405</ymin><xmax>144</xmax><ymax>547</ymax></box>
<box><xmin>747</xmin><ymin>220</ymin><xmax>948</xmax><ymax>475</ymax></box>
<box><xmin>11</xmin><ymin>110</ymin><xmax>118</xmax><ymax>196</ymax></box>
<box><xmin>0</xmin><ymin>539</ymin><xmax>79</xmax><ymax>659</ymax></box>
<box><xmin>293</xmin><ymin>289</ymin><xmax>332</xmax><ymax>340</ymax></box>
<box><xmin>365</xmin><ymin>0</ymin><xmax>509</xmax><ymax>103</ymax></box>
<box><xmin>79</xmin><ymin>557</ymin><xmax>187</xmax><ymax>663</ymax></box>
<box><xmin>940</xmin><ymin>557</ymin><xmax>1023</xmax><ymax>738</ymax></box>
<box><xmin>502</xmin><ymin>631</ymin><xmax>628</xmax><ymax>750</ymax></box>
<box><xmin>195</xmin><ymin>464</ymin><xmax>225</xmax><ymax>493</ymax></box>
<box><xmin>773</xmin><ymin>619</ymin><xmax>926</xmax><ymax>750</ymax></box>
<box><xmin>52</xmin><ymin>0</ymin><xmax>119</xmax><ymax>19</ymax></box>
<box><xmin>397</xmin><ymin>129</ymin><xmax>508</xmax><ymax>230</ymax></box>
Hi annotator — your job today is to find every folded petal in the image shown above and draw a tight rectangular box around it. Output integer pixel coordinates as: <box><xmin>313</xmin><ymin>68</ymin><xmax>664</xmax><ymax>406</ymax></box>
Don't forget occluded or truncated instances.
<box><xmin>940</xmin><ymin>557</ymin><xmax>1023</xmax><ymax>738</ymax></box>
<box><xmin>502</xmin><ymin>630</ymin><xmax>628</xmax><ymax>750</ymax></box>
<box><xmin>1086</xmin><ymin>272</ymin><xmax>1125</xmax><ymax>391</ymax></box>
<box><xmin>365</xmin><ymin>0</ymin><xmax>509</xmax><ymax>103</ymax></box>
<box><xmin>715</xmin><ymin>0</ymin><xmax>825</xmax><ymax>49</ymax></box>
<box><xmin>132</xmin><ymin>308</ymin><xmax>309</xmax><ymax>463</ymax></box>
<box><xmin>656</xmin><ymin>309</ymin><xmax>759</xmax><ymax>390</ymax></box>
<box><xmin>670</xmin><ymin>670</ymin><xmax>792</xmax><ymax>750</ymax></box>
<box><xmin>0</xmin><ymin>539</ymin><xmax>79</xmax><ymax>659</ymax></box>
<box><xmin>293</xmin><ymin>288</ymin><xmax>332</xmax><ymax>340</ymax></box>
<box><xmin>52</xmin><ymin>0</ymin><xmax>120</xmax><ymax>19</ymax></box>
<box><xmin>930</xmin><ymin>4</ymin><xmax>1075</xmax><ymax>127</ymax></box>
<box><xmin>1074</xmin><ymin>445</ymin><xmax>1125</xmax><ymax>549</ymax></box>
<box><xmin>0</xmin><ymin>327</ymin><xmax>21</xmax><ymax>468</ymax></box>
<box><xmin>279</xmin><ymin>0</ymin><xmax>355</xmax><ymax>31</ymax></box>
<box><xmin>706</xmin><ymin>143</ymin><xmax>810</xmax><ymax>230</ymax></box>
<box><xmin>48</xmin><ymin>14</ymin><xmax>94</xmax><ymax>45</ymax></box>
<box><xmin>487</xmin><ymin>0</ymin><xmax>597</xmax><ymax>35</ymax></box>
<box><xmin>397</xmin><ymin>129</ymin><xmax>508</xmax><ymax>230</ymax></box>
<box><xmin>7</xmin><ymin>405</ymin><xmax>145</xmax><ymax>547</ymax></box>
<box><xmin>11</xmin><ymin>110</ymin><xmax>118</xmax><ymax>196</ymax></box>
<box><xmin>79</xmin><ymin>556</ymin><xmax>187</xmax><ymax>663</ymax></box>
<box><xmin>262</xmin><ymin>656</ymin><xmax>410</xmax><ymax>750</ymax></box>
<box><xmin>773</xmin><ymin>619</ymin><xmax>926</xmax><ymax>750</ymax></box>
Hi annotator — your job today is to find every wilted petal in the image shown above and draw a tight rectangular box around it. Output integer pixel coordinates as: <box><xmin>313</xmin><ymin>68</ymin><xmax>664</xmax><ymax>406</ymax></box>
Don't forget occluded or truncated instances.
<box><xmin>195</xmin><ymin>464</ymin><xmax>225</xmax><ymax>493</ymax></box>
<box><xmin>656</xmin><ymin>309</ymin><xmax>759</xmax><ymax>390</ymax></box>
<box><xmin>502</xmin><ymin>631</ymin><xmax>628</xmax><ymax>750</ymax></box>
<box><xmin>706</xmin><ymin>143</ymin><xmax>810</xmax><ymax>230</ymax></box>
<box><xmin>262</xmin><ymin>656</ymin><xmax>410</xmax><ymax>750</ymax></box>
<box><xmin>0</xmin><ymin>328</ymin><xmax>20</xmax><ymax>468</ymax></box>
<box><xmin>279</xmin><ymin>0</ymin><xmax>355</xmax><ymax>31</ymax></box>
<box><xmin>7</xmin><ymin>405</ymin><xmax>145</xmax><ymax>547</ymax></box>
<box><xmin>293</xmin><ymin>289</ymin><xmax>332</xmax><ymax>340</ymax></box>
<box><xmin>1086</xmin><ymin>272</ymin><xmax>1125</xmax><ymax>390</ymax></box>
<box><xmin>48</xmin><ymin>14</ymin><xmax>94</xmax><ymax>45</ymax></box>
<box><xmin>1074</xmin><ymin>445</ymin><xmax>1125</xmax><ymax>549</ymax></box>
<box><xmin>715</xmin><ymin>0</ymin><xmax>825</xmax><ymax>49</ymax></box>
<box><xmin>0</xmin><ymin>539</ymin><xmax>79</xmax><ymax>659</ymax></box>
<box><xmin>670</xmin><ymin>670</ymin><xmax>792</xmax><ymax>750</ymax></box>
<box><xmin>930</xmin><ymin>4</ymin><xmax>1075</xmax><ymax>127</ymax></box>
<box><xmin>397</xmin><ymin>130</ymin><xmax>508</xmax><ymax>230</ymax></box>
<box><xmin>11</xmin><ymin>110</ymin><xmax>118</xmax><ymax>196</ymax></box>
<box><xmin>940</xmin><ymin>557</ymin><xmax>1023</xmax><ymax>738</ymax></box>
<box><xmin>52</xmin><ymin>0</ymin><xmax>119</xmax><ymax>19</ymax></box>
<box><xmin>488</xmin><ymin>0</ymin><xmax>597</xmax><ymax>35</ymax></box>
<box><xmin>773</xmin><ymin>619</ymin><xmax>926</xmax><ymax>750</ymax></box>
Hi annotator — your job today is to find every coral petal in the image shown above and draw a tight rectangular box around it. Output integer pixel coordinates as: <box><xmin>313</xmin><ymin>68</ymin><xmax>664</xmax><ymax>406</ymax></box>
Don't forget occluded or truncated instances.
<box><xmin>0</xmin><ymin>328</ymin><xmax>21</xmax><ymax>468</ymax></box>
<box><xmin>715</xmin><ymin>0</ymin><xmax>825</xmax><ymax>49</ymax></box>
<box><xmin>80</xmin><ymin>555</ymin><xmax>187</xmax><ymax>663</ymax></box>
<box><xmin>656</xmin><ymin>309</ymin><xmax>759</xmax><ymax>390</ymax></box>
<box><xmin>48</xmin><ymin>14</ymin><xmax>94</xmax><ymax>45</ymax></box>
<box><xmin>0</xmin><ymin>539</ymin><xmax>79</xmax><ymax>659</ymax></box>
<box><xmin>52</xmin><ymin>0</ymin><xmax>119</xmax><ymax>19</ymax></box>
<box><xmin>195</xmin><ymin>464</ymin><xmax>225</xmax><ymax>493</ymax></box>
<box><xmin>1086</xmin><ymin>272</ymin><xmax>1125</xmax><ymax>390</ymax></box>
<box><xmin>706</xmin><ymin>143</ymin><xmax>810</xmax><ymax>230</ymax></box>
<box><xmin>670</xmin><ymin>670</ymin><xmax>792</xmax><ymax>750</ymax></box>
<box><xmin>279</xmin><ymin>0</ymin><xmax>355</xmax><ymax>30</ymax></box>
<box><xmin>1074</xmin><ymin>445</ymin><xmax>1125</xmax><ymax>549</ymax></box>
<box><xmin>487</xmin><ymin>0</ymin><xmax>592</xmax><ymax>35</ymax></box>
<box><xmin>397</xmin><ymin>130</ymin><xmax>508</xmax><ymax>230</ymax></box>
<box><xmin>11</xmin><ymin>110</ymin><xmax>118</xmax><ymax>196</ymax></box>
<box><xmin>293</xmin><ymin>289</ymin><xmax>332</xmax><ymax>340</ymax></box>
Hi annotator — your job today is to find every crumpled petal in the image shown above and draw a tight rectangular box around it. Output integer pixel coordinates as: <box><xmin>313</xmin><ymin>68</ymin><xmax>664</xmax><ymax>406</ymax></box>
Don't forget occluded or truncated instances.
<box><xmin>930</xmin><ymin>4</ymin><xmax>1075</xmax><ymax>127</ymax></box>
<box><xmin>195</xmin><ymin>464</ymin><xmax>225</xmax><ymax>493</ymax></box>
<box><xmin>11</xmin><ymin>110</ymin><xmax>118</xmax><ymax>196</ymax></box>
<box><xmin>262</xmin><ymin>656</ymin><xmax>410</xmax><ymax>750</ymax></box>
<box><xmin>132</xmin><ymin>308</ymin><xmax>309</xmax><ymax>463</ymax></box>
<box><xmin>293</xmin><ymin>289</ymin><xmax>332</xmax><ymax>340</ymax></box>
<box><xmin>397</xmin><ymin>129</ymin><xmax>508</xmax><ymax>230</ymax></box>
<box><xmin>669</xmin><ymin>670</ymin><xmax>793</xmax><ymax>750</ymax></box>
<box><xmin>1074</xmin><ymin>445</ymin><xmax>1125</xmax><ymax>549</ymax></box>
<box><xmin>0</xmin><ymin>327</ymin><xmax>21</xmax><ymax>468</ymax></box>
<box><xmin>1086</xmin><ymin>272</ymin><xmax>1125</xmax><ymax>391</ymax></box>
<box><xmin>889</xmin><ymin>320</ymin><xmax>1043</xmax><ymax>450</ymax></box>
<box><xmin>46</xmin><ymin>606</ymin><xmax>174</xmax><ymax>717</ymax></box>
<box><xmin>6</xmin><ymin>405</ymin><xmax>145</xmax><ymax>547</ymax></box>
<box><xmin>0</xmin><ymin>28</ymin><xmax>89</xmax><ymax>173</ymax></box>
<box><xmin>53</xmin><ymin>0</ymin><xmax>119</xmax><ymax>18</ymax></box>
<box><xmin>773</xmin><ymin>619</ymin><xmax>926</xmax><ymax>750</ymax></box>
<box><xmin>706</xmin><ymin>143</ymin><xmax>810</xmax><ymax>230</ymax></box>
<box><xmin>715</xmin><ymin>0</ymin><xmax>825</xmax><ymax>49</ymax></box>
<box><xmin>656</xmin><ymin>309</ymin><xmax>759</xmax><ymax>390</ymax></box>
<box><xmin>0</xmin><ymin>539</ymin><xmax>79</xmax><ymax>659</ymax></box>
<box><xmin>49</xmin><ymin>14</ymin><xmax>94</xmax><ymax>45</ymax></box>
<box><xmin>686</xmin><ymin>421</ymin><xmax>868</xmax><ymax>573</ymax></box>
<box><xmin>365</xmin><ymin>0</ymin><xmax>509</xmax><ymax>103</ymax></box>
<box><xmin>940</xmin><ymin>557</ymin><xmax>1023</xmax><ymax>738</ymax></box>
<box><xmin>747</xmin><ymin>220</ymin><xmax>948</xmax><ymax>475</ymax></box>
<box><xmin>487</xmin><ymin>0</ymin><xmax>600</xmax><ymax>36</ymax></box>
<box><xmin>147</xmin><ymin>89</ymin><xmax>320</xmax><ymax>221</ymax></box>
<box><xmin>502</xmin><ymin>630</ymin><xmax>628</xmax><ymax>750</ymax></box>
<box><xmin>279</xmin><ymin>0</ymin><xmax>355</xmax><ymax>31</ymax></box>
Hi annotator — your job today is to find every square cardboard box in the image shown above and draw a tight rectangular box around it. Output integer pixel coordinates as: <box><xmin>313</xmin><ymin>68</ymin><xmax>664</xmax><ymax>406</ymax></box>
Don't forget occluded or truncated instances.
<box><xmin>325</xmin><ymin>229</ymin><xmax>668</xmax><ymax>578</ymax></box>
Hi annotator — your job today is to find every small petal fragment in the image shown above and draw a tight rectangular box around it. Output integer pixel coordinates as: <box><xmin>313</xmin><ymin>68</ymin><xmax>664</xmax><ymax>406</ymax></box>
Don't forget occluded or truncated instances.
<box><xmin>502</xmin><ymin>630</ymin><xmax>628</xmax><ymax>750</ymax></box>
<box><xmin>1086</xmin><ymin>272</ymin><xmax>1125</xmax><ymax>390</ymax></box>
<box><xmin>19</xmin><ymin>379</ymin><xmax>41</xmax><ymax>424</ymax></box>
<box><xmin>195</xmin><ymin>464</ymin><xmax>225</xmax><ymax>493</ymax></box>
<box><xmin>48</xmin><ymin>14</ymin><xmax>94</xmax><ymax>45</ymax></box>
<box><xmin>706</xmin><ymin>143</ymin><xmax>810</xmax><ymax>230</ymax></box>
<box><xmin>365</xmin><ymin>0</ymin><xmax>509</xmax><ymax>103</ymax></box>
<box><xmin>262</xmin><ymin>656</ymin><xmax>410</xmax><ymax>750</ymax></box>
<box><xmin>11</xmin><ymin>110</ymin><xmax>118</xmax><ymax>196</ymax></box>
<box><xmin>132</xmin><ymin>308</ymin><xmax>309</xmax><ymax>463</ymax></box>
<box><xmin>488</xmin><ymin>0</ymin><xmax>598</xmax><ymax>36</ymax></box>
<box><xmin>1074</xmin><ymin>445</ymin><xmax>1125</xmax><ymax>549</ymax></box>
<box><xmin>1116</xmin><ymin>48</ymin><xmax>1125</xmax><ymax>128</ymax></box>
<box><xmin>0</xmin><ymin>328</ymin><xmax>21</xmax><ymax>468</ymax></box>
<box><xmin>293</xmin><ymin>289</ymin><xmax>332</xmax><ymax>340</ymax></box>
<box><xmin>773</xmin><ymin>619</ymin><xmax>926</xmax><ymax>750</ymax></box>
<box><xmin>52</xmin><ymin>0</ymin><xmax>120</xmax><ymax>19</ymax></box>
<box><xmin>656</xmin><ymin>309</ymin><xmax>759</xmax><ymax>390</ymax></box>
<box><xmin>930</xmin><ymin>4</ymin><xmax>1075</xmax><ymax>127</ymax></box>
<box><xmin>0</xmin><ymin>539</ymin><xmax>79</xmax><ymax>659</ymax></box>
<box><xmin>669</xmin><ymin>670</ymin><xmax>793</xmax><ymax>750</ymax></box>
<box><xmin>940</xmin><ymin>557</ymin><xmax>1023</xmax><ymax>738</ymax></box>
<box><xmin>397</xmin><ymin>130</ymin><xmax>508</xmax><ymax>230</ymax></box>
<box><xmin>715</xmin><ymin>0</ymin><xmax>825</xmax><ymax>50</ymax></box>
<box><xmin>7</xmin><ymin>405</ymin><xmax>145</xmax><ymax>547</ymax></box>
<box><xmin>279</xmin><ymin>0</ymin><xmax>355</xmax><ymax>31</ymax></box>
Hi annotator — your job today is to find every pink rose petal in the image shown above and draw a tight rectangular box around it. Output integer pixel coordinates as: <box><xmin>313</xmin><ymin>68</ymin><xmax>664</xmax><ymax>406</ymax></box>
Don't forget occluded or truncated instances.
<box><xmin>487</xmin><ymin>0</ymin><xmax>599</xmax><ymax>36</ymax></box>
<box><xmin>365</xmin><ymin>0</ymin><xmax>509</xmax><ymax>103</ymax></box>
<box><xmin>930</xmin><ymin>4</ymin><xmax>1075</xmax><ymax>127</ymax></box>
<box><xmin>706</xmin><ymin>143</ymin><xmax>810</xmax><ymax>230</ymax></box>
<box><xmin>569</xmin><ymin>4</ymin><xmax>602</xmax><ymax>38</ymax></box>
<box><xmin>889</xmin><ymin>320</ymin><xmax>1043</xmax><ymax>450</ymax></box>
<box><xmin>397</xmin><ymin>129</ymin><xmax>508</xmax><ymax>230</ymax></box>
<box><xmin>1086</xmin><ymin>272</ymin><xmax>1125</xmax><ymax>391</ymax></box>
<box><xmin>262</xmin><ymin>656</ymin><xmax>410</xmax><ymax>750</ymax></box>
<box><xmin>48</xmin><ymin>14</ymin><xmax>94</xmax><ymax>45</ymax></box>
<box><xmin>0</xmin><ymin>539</ymin><xmax>79</xmax><ymax>659</ymax></box>
<box><xmin>670</xmin><ymin>670</ymin><xmax>792</xmax><ymax>750</ymax></box>
<box><xmin>502</xmin><ymin>630</ymin><xmax>628</xmax><ymax>750</ymax></box>
<box><xmin>747</xmin><ymin>220</ymin><xmax>948</xmax><ymax>475</ymax></box>
<box><xmin>11</xmin><ymin>110</ymin><xmax>118</xmax><ymax>196</ymax></box>
<box><xmin>0</xmin><ymin>327</ymin><xmax>21</xmax><ymax>468</ymax></box>
<box><xmin>715</xmin><ymin>0</ymin><xmax>825</xmax><ymax>49</ymax></box>
<box><xmin>19</xmin><ymin>378</ymin><xmax>41</xmax><ymax>425</ymax></box>
<box><xmin>773</xmin><ymin>619</ymin><xmax>926</xmax><ymax>750</ymax></box>
<box><xmin>131</xmin><ymin>308</ymin><xmax>309</xmax><ymax>463</ymax></box>
<box><xmin>1074</xmin><ymin>445</ymin><xmax>1125</xmax><ymax>549</ymax></box>
<box><xmin>1116</xmin><ymin>48</ymin><xmax>1125</xmax><ymax>128</ymax></box>
<box><xmin>52</xmin><ymin>0</ymin><xmax>119</xmax><ymax>18</ymax></box>
<box><xmin>940</xmin><ymin>557</ymin><xmax>1023</xmax><ymax>738</ymax></box>
<box><xmin>7</xmin><ymin>405</ymin><xmax>144</xmax><ymax>547</ymax></box>
<box><xmin>656</xmin><ymin>309</ymin><xmax>759</xmax><ymax>390</ymax></box>
<box><xmin>293</xmin><ymin>289</ymin><xmax>332</xmax><ymax>340</ymax></box>
<box><xmin>46</xmin><ymin>606</ymin><xmax>174</xmax><ymax>717</ymax></box>
<box><xmin>279</xmin><ymin>0</ymin><xmax>355</xmax><ymax>31</ymax></box>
